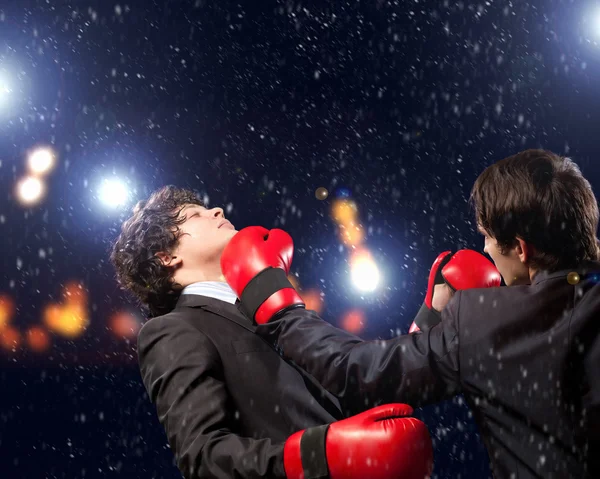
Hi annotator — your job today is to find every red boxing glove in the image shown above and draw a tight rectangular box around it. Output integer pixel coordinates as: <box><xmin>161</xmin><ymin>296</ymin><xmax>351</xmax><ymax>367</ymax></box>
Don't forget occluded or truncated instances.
<box><xmin>409</xmin><ymin>249</ymin><xmax>501</xmax><ymax>333</ymax></box>
<box><xmin>221</xmin><ymin>226</ymin><xmax>305</xmax><ymax>324</ymax></box>
<box><xmin>284</xmin><ymin>404</ymin><xmax>433</xmax><ymax>479</ymax></box>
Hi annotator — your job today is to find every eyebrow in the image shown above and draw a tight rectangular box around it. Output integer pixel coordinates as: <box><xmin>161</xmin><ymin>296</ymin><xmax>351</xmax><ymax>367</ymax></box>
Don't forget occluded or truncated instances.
<box><xmin>177</xmin><ymin>204</ymin><xmax>203</xmax><ymax>219</ymax></box>
<box><xmin>181</xmin><ymin>204</ymin><xmax>204</xmax><ymax>212</ymax></box>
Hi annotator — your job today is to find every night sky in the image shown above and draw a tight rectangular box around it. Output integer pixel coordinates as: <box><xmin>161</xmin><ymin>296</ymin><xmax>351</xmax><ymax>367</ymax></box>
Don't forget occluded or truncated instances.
<box><xmin>1</xmin><ymin>1</ymin><xmax>599</xmax><ymax>477</ymax></box>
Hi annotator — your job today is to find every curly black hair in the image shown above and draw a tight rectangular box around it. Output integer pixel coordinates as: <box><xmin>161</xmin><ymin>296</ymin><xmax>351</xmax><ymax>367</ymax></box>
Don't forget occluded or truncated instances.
<box><xmin>110</xmin><ymin>185</ymin><xmax>204</xmax><ymax>317</ymax></box>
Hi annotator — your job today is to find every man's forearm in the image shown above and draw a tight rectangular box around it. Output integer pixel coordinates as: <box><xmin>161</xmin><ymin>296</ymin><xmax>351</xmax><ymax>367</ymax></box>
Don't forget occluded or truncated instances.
<box><xmin>256</xmin><ymin>307</ymin><xmax>462</xmax><ymax>414</ymax></box>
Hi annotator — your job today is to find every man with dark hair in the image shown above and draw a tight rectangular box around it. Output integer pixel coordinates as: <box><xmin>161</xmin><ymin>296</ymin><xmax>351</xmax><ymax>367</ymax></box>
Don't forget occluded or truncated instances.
<box><xmin>221</xmin><ymin>149</ymin><xmax>600</xmax><ymax>479</ymax></box>
<box><xmin>110</xmin><ymin>186</ymin><xmax>435</xmax><ymax>479</ymax></box>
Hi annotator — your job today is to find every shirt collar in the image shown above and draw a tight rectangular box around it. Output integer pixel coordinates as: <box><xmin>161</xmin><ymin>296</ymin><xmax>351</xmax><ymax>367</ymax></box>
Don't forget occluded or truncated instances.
<box><xmin>181</xmin><ymin>281</ymin><xmax>237</xmax><ymax>305</ymax></box>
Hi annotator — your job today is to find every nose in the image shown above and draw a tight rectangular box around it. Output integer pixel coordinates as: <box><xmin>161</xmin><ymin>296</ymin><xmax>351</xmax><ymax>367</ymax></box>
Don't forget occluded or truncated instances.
<box><xmin>209</xmin><ymin>207</ymin><xmax>225</xmax><ymax>218</ymax></box>
<box><xmin>210</xmin><ymin>208</ymin><xmax>224</xmax><ymax>216</ymax></box>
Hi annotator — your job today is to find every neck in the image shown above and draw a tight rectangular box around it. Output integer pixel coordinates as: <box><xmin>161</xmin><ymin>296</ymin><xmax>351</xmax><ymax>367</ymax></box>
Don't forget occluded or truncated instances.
<box><xmin>528</xmin><ymin>268</ymin><xmax>537</xmax><ymax>283</ymax></box>
<box><xmin>176</xmin><ymin>262</ymin><xmax>225</xmax><ymax>287</ymax></box>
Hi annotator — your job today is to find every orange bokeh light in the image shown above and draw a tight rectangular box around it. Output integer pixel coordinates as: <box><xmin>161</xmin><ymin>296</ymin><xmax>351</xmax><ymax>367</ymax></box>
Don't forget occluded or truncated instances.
<box><xmin>1</xmin><ymin>326</ymin><xmax>21</xmax><ymax>351</ymax></box>
<box><xmin>62</xmin><ymin>281</ymin><xmax>88</xmax><ymax>305</ymax></box>
<box><xmin>341</xmin><ymin>309</ymin><xmax>366</xmax><ymax>335</ymax></box>
<box><xmin>300</xmin><ymin>289</ymin><xmax>324</xmax><ymax>315</ymax></box>
<box><xmin>110</xmin><ymin>312</ymin><xmax>141</xmax><ymax>339</ymax></box>
<box><xmin>26</xmin><ymin>327</ymin><xmax>51</xmax><ymax>352</ymax></box>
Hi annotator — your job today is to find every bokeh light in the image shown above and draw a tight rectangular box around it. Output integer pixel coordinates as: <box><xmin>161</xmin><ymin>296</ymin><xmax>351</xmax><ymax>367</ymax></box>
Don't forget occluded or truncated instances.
<box><xmin>43</xmin><ymin>303</ymin><xmax>89</xmax><ymax>339</ymax></box>
<box><xmin>331</xmin><ymin>199</ymin><xmax>358</xmax><ymax>224</ymax></box>
<box><xmin>341</xmin><ymin>309</ymin><xmax>366</xmax><ymax>335</ymax></box>
<box><xmin>350</xmin><ymin>248</ymin><xmax>380</xmax><ymax>293</ymax></box>
<box><xmin>62</xmin><ymin>281</ymin><xmax>88</xmax><ymax>305</ymax></box>
<box><xmin>16</xmin><ymin>176</ymin><xmax>45</xmax><ymax>206</ymax></box>
<box><xmin>1</xmin><ymin>326</ymin><xmax>21</xmax><ymax>351</ymax></box>
<box><xmin>339</xmin><ymin>222</ymin><xmax>365</xmax><ymax>247</ymax></box>
<box><xmin>0</xmin><ymin>295</ymin><xmax>15</xmax><ymax>331</ymax></box>
<box><xmin>43</xmin><ymin>282</ymin><xmax>90</xmax><ymax>339</ymax></box>
<box><xmin>98</xmin><ymin>178</ymin><xmax>129</xmax><ymax>208</ymax></box>
<box><xmin>0</xmin><ymin>77</ymin><xmax>11</xmax><ymax>101</ymax></box>
<box><xmin>26</xmin><ymin>327</ymin><xmax>51</xmax><ymax>353</ymax></box>
<box><xmin>109</xmin><ymin>311</ymin><xmax>141</xmax><ymax>339</ymax></box>
<box><xmin>27</xmin><ymin>147</ymin><xmax>56</xmax><ymax>176</ymax></box>
<box><xmin>315</xmin><ymin>187</ymin><xmax>329</xmax><ymax>200</ymax></box>
<box><xmin>299</xmin><ymin>289</ymin><xmax>324</xmax><ymax>315</ymax></box>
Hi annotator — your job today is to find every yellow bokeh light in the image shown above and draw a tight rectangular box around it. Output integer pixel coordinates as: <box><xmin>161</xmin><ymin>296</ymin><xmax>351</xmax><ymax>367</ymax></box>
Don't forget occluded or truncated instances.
<box><xmin>339</xmin><ymin>222</ymin><xmax>365</xmax><ymax>247</ymax></box>
<box><xmin>0</xmin><ymin>295</ymin><xmax>15</xmax><ymax>331</ymax></box>
<box><xmin>331</xmin><ymin>199</ymin><xmax>358</xmax><ymax>224</ymax></box>
<box><xmin>43</xmin><ymin>303</ymin><xmax>88</xmax><ymax>338</ymax></box>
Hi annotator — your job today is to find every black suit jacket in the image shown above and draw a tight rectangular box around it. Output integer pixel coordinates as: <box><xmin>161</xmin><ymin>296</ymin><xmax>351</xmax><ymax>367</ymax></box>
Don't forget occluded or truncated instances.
<box><xmin>256</xmin><ymin>262</ymin><xmax>600</xmax><ymax>479</ymax></box>
<box><xmin>137</xmin><ymin>294</ymin><xmax>343</xmax><ymax>479</ymax></box>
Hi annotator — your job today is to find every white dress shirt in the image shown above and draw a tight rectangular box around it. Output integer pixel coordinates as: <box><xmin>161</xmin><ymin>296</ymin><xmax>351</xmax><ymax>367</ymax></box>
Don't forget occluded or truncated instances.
<box><xmin>181</xmin><ymin>281</ymin><xmax>238</xmax><ymax>305</ymax></box>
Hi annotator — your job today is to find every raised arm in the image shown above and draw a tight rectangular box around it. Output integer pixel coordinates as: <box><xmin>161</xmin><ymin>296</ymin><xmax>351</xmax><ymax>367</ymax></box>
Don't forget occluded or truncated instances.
<box><xmin>256</xmin><ymin>294</ymin><xmax>463</xmax><ymax>414</ymax></box>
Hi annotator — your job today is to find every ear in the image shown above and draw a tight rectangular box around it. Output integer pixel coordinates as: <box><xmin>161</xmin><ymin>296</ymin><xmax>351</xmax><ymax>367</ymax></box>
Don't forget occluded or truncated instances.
<box><xmin>155</xmin><ymin>252</ymin><xmax>183</xmax><ymax>268</ymax></box>
<box><xmin>514</xmin><ymin>237</ymin><xmax>534</xmax><ymax>264</ymax></box>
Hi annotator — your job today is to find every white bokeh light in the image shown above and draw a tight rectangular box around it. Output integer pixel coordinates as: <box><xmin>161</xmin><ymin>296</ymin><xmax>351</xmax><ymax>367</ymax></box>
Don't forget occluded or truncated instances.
<box><xmin>16</xmin><ymin>176</ymin><xmax>45</xmax><ymax>206</ymax></box>
<box><xmin>99</xmin><ymin>178</ymin><xmax>129</xmax><ymax>208</ymax></box>
<box><xmin>350</xmin><ymin>252</ymin><xmax>380</xmax><ymax>293</ymax></box>
<box><xmin>584</xmin><ymin>7</ymin><xmax>600</xmax><ymax>41</ymax></box>
<box><xmin>27</xmin><ymin>148</ymin><xmax>55</xmax><ymax>175</ymax></box>
<box><xmin>0</xmin><ymin>73</ymin><xmax>12</xmax><ymax>105</ymax></box>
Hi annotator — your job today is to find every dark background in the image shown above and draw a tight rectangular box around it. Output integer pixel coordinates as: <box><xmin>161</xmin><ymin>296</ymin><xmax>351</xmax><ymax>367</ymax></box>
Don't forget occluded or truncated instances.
<box><xmin>1</xmin><ymin>0</ymin><xmax>599</xmax><ymax>477</ymax></box>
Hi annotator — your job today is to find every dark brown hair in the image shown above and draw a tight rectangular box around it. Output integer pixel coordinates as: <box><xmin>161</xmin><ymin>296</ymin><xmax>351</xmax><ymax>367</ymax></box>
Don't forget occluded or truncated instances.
<box><xmin>110</xmin><ymin>186</ymin><xmax>204</xmax><ymax>317</ymax></box>
<box><xmin>469</xmin><ymin>149</ymin><xmax>600</xmax><ymax>272</ymax></box>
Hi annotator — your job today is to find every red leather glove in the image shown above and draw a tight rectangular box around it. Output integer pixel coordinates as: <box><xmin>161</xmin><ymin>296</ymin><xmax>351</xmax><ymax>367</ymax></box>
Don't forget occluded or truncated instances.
<box><xmin>409</xmin><ymin>249</ymin><xmax>501</xmax><ymax>333</ymax></box>
<box><xmin>284</xmin><ymin>404</ymin><xmax>433</xmax><ymax>479</ymax></box>
<box><xmin>220</xmin><ymin>226</ymin><xmax>305</xmax><ymax>324</ymax></box>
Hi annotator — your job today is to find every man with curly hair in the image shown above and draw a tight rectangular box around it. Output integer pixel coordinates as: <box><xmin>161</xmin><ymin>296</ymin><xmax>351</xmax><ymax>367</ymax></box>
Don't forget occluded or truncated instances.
<box><xmin>110</xmin><ymin>186</ymin><xmax>435</xmax><ymax>479</ymax></box>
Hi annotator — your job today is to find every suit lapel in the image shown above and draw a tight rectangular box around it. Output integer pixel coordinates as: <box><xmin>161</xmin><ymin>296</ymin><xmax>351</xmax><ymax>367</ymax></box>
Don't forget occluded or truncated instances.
<box><xmin>175</xmin><ymin>293</ymin><xmax>255</xmax><ymax>332</ymax></box>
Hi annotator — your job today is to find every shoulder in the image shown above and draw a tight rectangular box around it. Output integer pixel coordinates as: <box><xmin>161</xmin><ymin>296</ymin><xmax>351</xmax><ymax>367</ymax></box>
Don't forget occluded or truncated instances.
<box><xmin>458</xmin><ymin>284</ymin><xmax>529</xmax><ymax>310</ymax></box>
<box><xmin>137</xmin><ymin>310</ymin><xmax>217</xmax><ymax>358</ymax></box>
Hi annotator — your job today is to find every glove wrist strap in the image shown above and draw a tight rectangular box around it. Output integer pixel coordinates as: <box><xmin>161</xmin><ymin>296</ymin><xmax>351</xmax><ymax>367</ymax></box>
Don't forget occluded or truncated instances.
<box><xmin>300</xmin><ymin>424</ymin><xmax>331</xmax><ymax>479</ymax></box>
<box><xmin>239</xmin><ymin>267</ymin><xmax>294</xmax><ymax>320</ymax></box>
<box><xmin>413</xmin><ymin>302</ymin><xmax>442</xmax><ymax>331</ymax></box>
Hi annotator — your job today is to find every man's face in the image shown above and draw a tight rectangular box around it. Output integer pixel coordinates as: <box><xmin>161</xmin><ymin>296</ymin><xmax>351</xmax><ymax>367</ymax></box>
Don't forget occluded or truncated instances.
<box><xmin>169</xmin><ymin>204</ymin><xmax>238</xmax><ymax>280</ymax></box>
<box><xmin>479</xmin><ymin>226</ymin><xmax>531</xmax><ymax>286</ymax></box>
